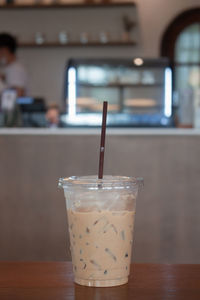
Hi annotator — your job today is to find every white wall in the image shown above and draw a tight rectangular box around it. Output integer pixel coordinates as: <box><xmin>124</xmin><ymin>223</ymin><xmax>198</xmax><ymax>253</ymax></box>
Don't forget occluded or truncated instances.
<box><xmin>137</xmin><ymin>0</ymin><xmax>200</xmax><ymax>57</ymax></box>
<box><xmin>0</xmin><ymin>0</ymin><xmax>199</xmax><ymax>106</ymax></box>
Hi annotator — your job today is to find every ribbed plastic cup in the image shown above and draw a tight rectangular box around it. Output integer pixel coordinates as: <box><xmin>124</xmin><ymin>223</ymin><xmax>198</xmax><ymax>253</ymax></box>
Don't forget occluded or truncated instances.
<box><xmin>59</xmin><ymin>175</ymin><xmax>142</xmax><ymax>287</ymax></box>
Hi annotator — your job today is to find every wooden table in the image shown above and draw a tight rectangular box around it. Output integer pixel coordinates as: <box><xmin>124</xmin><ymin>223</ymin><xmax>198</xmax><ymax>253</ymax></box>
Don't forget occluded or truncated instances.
<box><xmin>0</xmin><ymin>262</ymin><xmax>200</xmax><ymax>299</ymax></box>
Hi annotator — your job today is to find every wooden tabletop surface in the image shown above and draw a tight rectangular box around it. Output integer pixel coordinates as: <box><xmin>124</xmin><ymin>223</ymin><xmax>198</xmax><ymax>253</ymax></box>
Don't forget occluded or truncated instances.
<box><xmin>0</xmin><ymin>262</ymin><xmax>200</xmax><ymax>300</ymax></box>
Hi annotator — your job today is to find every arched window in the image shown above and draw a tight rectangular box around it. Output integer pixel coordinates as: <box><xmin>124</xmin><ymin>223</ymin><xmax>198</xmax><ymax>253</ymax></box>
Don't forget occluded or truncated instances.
<box><xmin>161</xmin><ymin>8</ymin><xmax>200</xmax><ymax>127</ymax></box>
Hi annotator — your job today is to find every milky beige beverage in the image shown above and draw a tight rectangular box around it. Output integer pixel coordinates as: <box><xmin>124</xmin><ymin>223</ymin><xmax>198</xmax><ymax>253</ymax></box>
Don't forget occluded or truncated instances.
<box><xmin>68</xmin><ymin>209</ymin><xmax>135</xmax><ymax>286</ymax></box>
<box><xmin>59</xmin><ymin>176</ymin><xmax>142</xmax><ymax>287</ymax></box>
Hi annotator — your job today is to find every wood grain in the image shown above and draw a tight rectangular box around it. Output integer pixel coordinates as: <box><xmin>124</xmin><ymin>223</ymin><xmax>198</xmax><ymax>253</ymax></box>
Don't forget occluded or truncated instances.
<box><xmin>0</xmin><ymin>262</ymin><xmax>200</xmax><ymax>300</ymax></box>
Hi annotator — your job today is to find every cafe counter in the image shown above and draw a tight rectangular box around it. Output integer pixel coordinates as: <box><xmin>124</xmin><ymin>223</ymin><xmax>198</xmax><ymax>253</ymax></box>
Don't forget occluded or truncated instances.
<box><xmin>0</xmin><ymin>128</ymin><xmax>200</xmax><ymax>264</ymax></box>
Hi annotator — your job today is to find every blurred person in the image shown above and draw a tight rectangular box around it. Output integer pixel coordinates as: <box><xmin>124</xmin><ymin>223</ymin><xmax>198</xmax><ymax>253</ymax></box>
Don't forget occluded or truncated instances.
<box><xmin>0</xmin><ymin>33</ymin><xmax>28</xmax><ymax>127</ymax></box>
<box><xmin>45</xmin><ymin>103</ymin><xmax>65</xmax><ymax>128</ymax></box>
<box><xmin>0</xmin><ymin>33</ymin><xmax>28</xmax><ymax>97</ymax></box>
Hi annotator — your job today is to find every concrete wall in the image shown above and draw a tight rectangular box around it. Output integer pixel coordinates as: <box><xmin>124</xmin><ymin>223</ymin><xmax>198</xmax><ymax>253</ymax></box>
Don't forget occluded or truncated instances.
<box><xmin>0</xmin><ymin>130</ymin><xmax>200</xmax><ymax>263</ymax></box>
<box><xmin>0</xmin><ymin>0</ymin><xmax>199</xmax><ymax>104</ymax></box>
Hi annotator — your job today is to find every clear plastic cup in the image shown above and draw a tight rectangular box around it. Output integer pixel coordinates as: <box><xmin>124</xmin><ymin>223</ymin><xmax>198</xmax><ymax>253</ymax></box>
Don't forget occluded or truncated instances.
<box><xmin>59</xmin><ymin>175</ymin><xmax>142</xmax><ymax>287</ymax></box>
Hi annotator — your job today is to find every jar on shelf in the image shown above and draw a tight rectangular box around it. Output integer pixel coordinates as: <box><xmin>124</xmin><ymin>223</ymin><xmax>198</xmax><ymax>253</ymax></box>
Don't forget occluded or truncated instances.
<box><xmin>58</xmin><ymin>31</ymin><xmax>69</xmax><ymax>44</ymax></box>
<box><xmin>99</xmin><ymin>32</ymin><xmax>109</xmax><ymax>44</ymax></box>
<box><xmin>35</xmin><ymin>32</ymin><xmax>45</xmax><ymax>45</ymax></box>
<box><xmin>80</xmin><ymin>32</ymin><xmax>89</xmax><ymax>44</ymax></box>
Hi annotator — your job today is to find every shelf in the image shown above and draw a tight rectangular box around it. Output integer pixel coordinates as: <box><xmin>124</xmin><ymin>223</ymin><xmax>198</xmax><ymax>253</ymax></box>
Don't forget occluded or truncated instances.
<box><xmin>124</xmin><ymin>105</ymin><xmax>162</xmax><ymax>109</ymax></box>
<box><xmin>19</xmin><ymin>41</ymin><xmax>136</xmax><ymax>48</ymax></box>
<box><xmin>79</xmin><ymin>83</ymin><xmax>163</xmax><ymax>88</ymax></box>
<box><xmin>0</xmin><ymin>2</ymin><xmax>136</xmax><ymax>10</ymax></box>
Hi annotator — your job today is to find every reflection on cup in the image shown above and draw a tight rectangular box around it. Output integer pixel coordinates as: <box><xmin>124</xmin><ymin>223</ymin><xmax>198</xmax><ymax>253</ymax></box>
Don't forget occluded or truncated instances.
<box><xmin>75</xmin><ymin>279</ymin><xmax>130</xmax><ymax>299</ymax></box>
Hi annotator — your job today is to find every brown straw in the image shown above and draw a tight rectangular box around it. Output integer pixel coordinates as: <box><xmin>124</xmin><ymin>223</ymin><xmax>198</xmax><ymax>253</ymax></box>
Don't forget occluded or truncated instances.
<box><xmin>98</xmin><ymin>101</ymin><xmax>108</xmax><ymax>179</ymax></box>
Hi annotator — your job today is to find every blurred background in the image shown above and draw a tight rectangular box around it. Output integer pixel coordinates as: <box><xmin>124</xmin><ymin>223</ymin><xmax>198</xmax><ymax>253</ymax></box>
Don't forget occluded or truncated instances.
<box><xmin>0</xmin><ymin>0</ymin><xmax>200</xmax><ymax>264</ymax></box>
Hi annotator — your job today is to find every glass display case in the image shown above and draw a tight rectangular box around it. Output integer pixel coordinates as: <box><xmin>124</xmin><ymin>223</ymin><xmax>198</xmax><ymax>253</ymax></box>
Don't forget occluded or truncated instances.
<box><xmin>63</xmin><ymin>58</ymin><xmax>172</xmax><ymax>127</ymax></box>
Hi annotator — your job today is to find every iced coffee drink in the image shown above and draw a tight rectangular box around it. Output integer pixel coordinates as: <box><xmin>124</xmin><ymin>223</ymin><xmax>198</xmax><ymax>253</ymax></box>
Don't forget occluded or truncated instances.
<box><xmin>68</xmin><ymin>209</ymin><xmax>134</xmax><ymax>286</ymax></box>
<box><xmin>59</xmin><ymin>176</ymin><xmax>141</xmax><ymax>287</ymax></box>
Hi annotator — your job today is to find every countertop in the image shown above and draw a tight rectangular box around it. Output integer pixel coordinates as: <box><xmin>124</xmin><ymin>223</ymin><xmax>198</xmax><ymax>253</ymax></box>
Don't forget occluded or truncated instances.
<box><xmin>0</xmin><ymin>128</ymin><xmax>200</xmax><ymax>135</ymax></box>
<box><xmin>0</xmin><ymin>262</ymin><xmax>200</xmax><ymax>300</ymax></box>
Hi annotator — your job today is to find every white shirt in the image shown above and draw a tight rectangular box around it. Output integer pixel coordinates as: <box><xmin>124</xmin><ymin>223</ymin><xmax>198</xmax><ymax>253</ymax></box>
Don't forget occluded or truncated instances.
<box><xmin>4</xmin><ymin>60</ymin><xmax>28</xmax><ymax>95</ymax></box>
